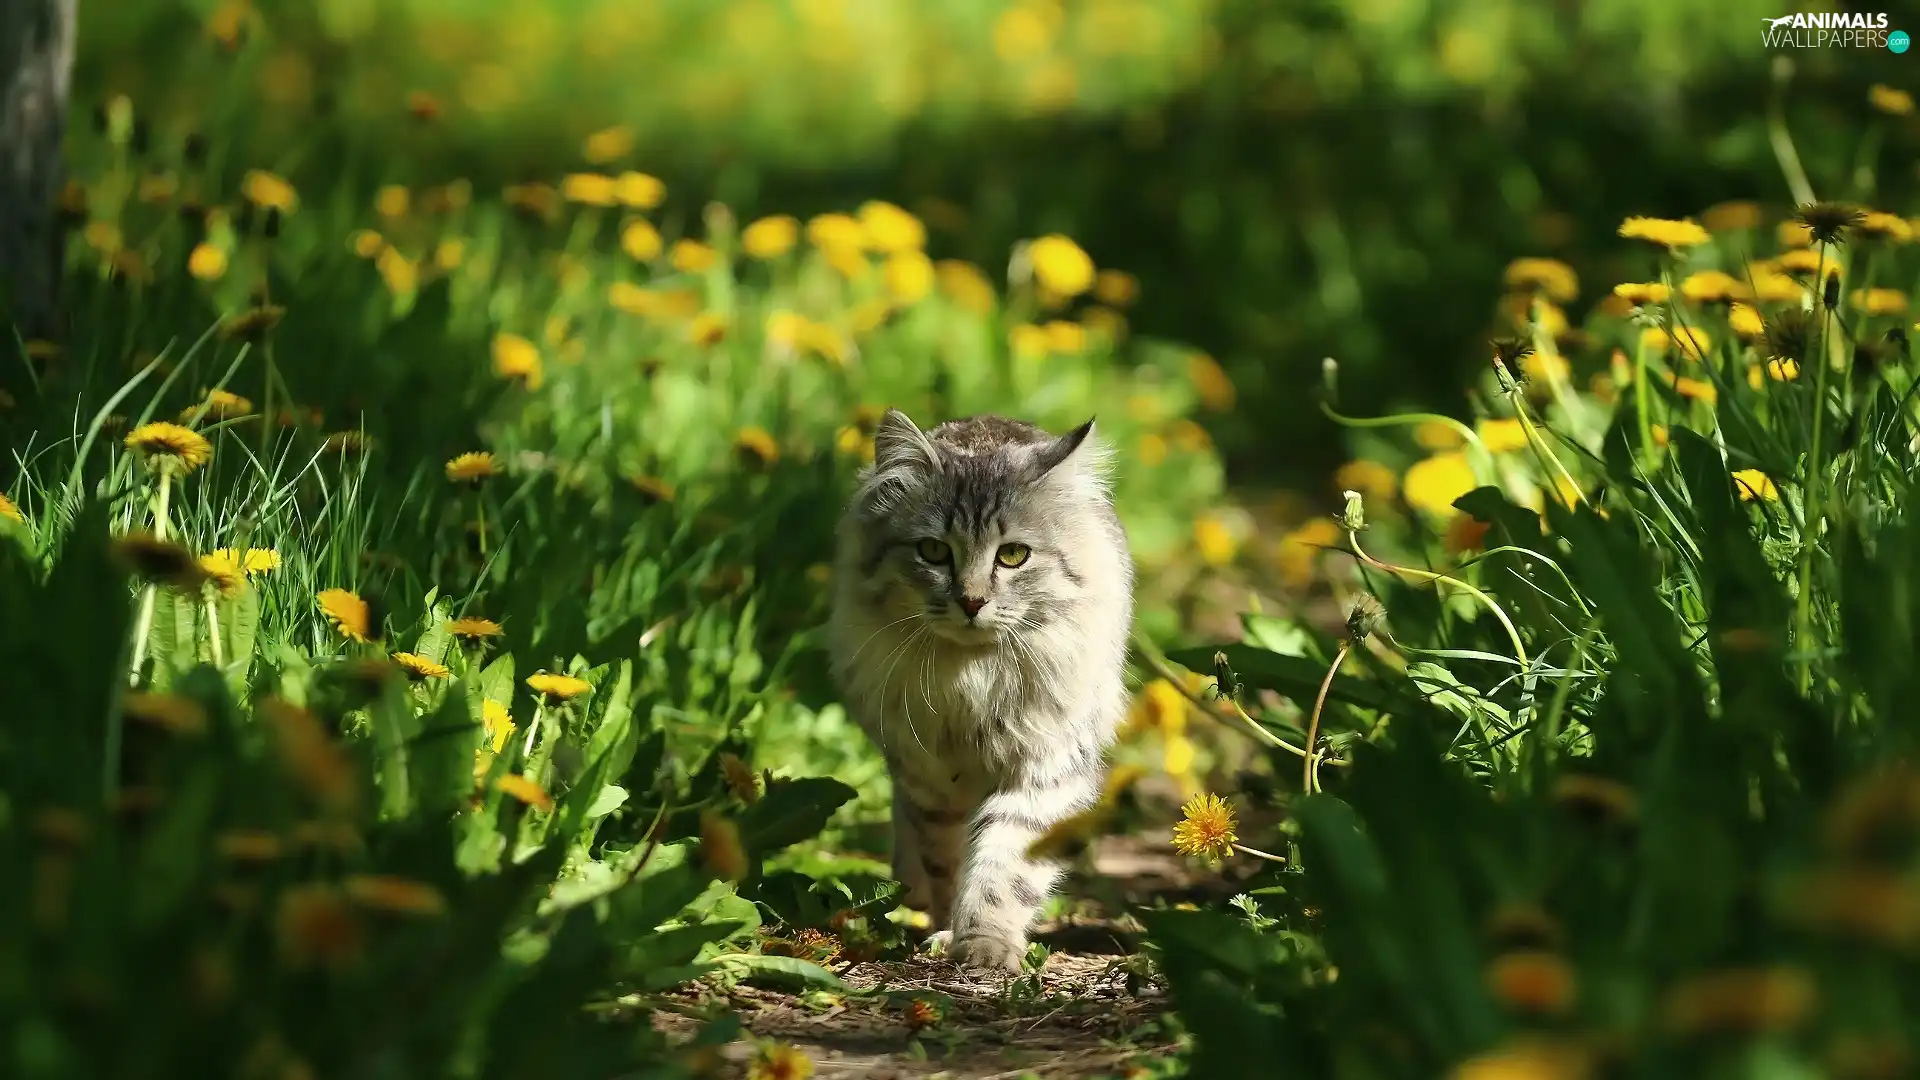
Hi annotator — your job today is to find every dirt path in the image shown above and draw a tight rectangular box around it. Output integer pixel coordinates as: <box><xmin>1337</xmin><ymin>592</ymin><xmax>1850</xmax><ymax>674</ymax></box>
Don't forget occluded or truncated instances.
<box><xmin>654</xmin><ymin>836</ymin><xmax>1221</xmax><ymax>1078</ymax></box>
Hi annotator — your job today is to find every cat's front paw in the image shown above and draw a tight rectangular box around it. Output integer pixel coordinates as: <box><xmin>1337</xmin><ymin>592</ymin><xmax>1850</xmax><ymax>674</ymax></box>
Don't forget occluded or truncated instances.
<box><xmin>947</xmin><ymin>930</ymin><xmax>1028</xmax><ymax>973</ymax></box>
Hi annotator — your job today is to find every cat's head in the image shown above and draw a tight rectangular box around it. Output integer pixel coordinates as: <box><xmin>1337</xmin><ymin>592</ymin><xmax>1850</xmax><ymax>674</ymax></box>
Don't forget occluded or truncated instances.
<box><xmin>843</xmin><ymin>409</ymin><xmax>1120</xmax><ymax>645</ymax></box>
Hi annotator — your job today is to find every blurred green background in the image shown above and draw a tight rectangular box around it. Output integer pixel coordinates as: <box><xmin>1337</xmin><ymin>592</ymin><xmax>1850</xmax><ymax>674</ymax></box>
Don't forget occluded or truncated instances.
<box><xmin>72</xmin><ymin>0</ymin><xmax>1920</xmax><ymax>489</ymax></box>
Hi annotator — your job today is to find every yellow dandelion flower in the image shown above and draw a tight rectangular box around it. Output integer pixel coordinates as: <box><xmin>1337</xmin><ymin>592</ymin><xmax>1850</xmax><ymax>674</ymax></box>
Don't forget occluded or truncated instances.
<box><xmin>374</xmin><ymin>184</ymin><xmax>409</xmax><ymax>219</ymax></box>
<box><xmin>1171</xmin><ymin>792</ymin><xmax>1237</xmax><ymax>861</ymax></box>
<box><xmin>1553</xmin><ymin>774</ymin><xmax>1640</xmax><ymax>826</ymax></box>
<box><xmin>806</xmin><ymin>211</ymin><xmax>867</xmax><ymax>251</ymax></box>
<box><xmin>1188</xmin><ymin>352</ymin><xmax>1236</xmax><ymax>412</ymax></box>
<box><xmin>1777</xmin><ymin>248</ymin><xmax>1824</xmax><ymax>274</ymax></box>
<box><xmin>1749</xmin><ymin>270</ymin><xmax>1804</xmax><ymax>303</ymax></box>
<box><xmin>689</xmin><ymin>312</ymin><xmax>728</xmax><ymax>346</ymax></box>
<box><xmin>375</xmin><ymin>247</ymin><xmax>417</xmax><ymax>295</ymax></box>
<box><xmin>316</xmin><ymin>588</ymin><xmax>372</xmax><ymax>642</ymax></box>
<box><xmin>735</xmin><ymin>426</ymin><xmax>780</xmax><ymax>467</ymax></box>
<box><xmin>857</xmin><ymin>200</ymin><xmax>925</xmax><ymax>253</ymax></box>
<box><xmin>1276</xmin><ymin>518</ymin><xmax>1341</xmax><ymax>587</ymax></box>
<box><xmin>1779</xmin><ymin>219</ymin><xmax>1816</xmax><ymax>249</ymax></box>
<box><xmin>1415</xmin><ymin>420</ymin><xmax>1466</xmax><ymax>450</ymax></box>
<box><xmin>1613</xmin><ymin>282</ymin><xmax>1670</xmax><ymax>306</ymax></box>
<box><xmin>1502</xmin><ymin>257</ymin><xmax>1578</xmax><ymax>302</ymax></box>
<box><xmin>447</xmin><ymin>617</ymin><xmax>503</xmax><ymax>640</ymax></box>
<box><xmin>1618</xmin><ymin>216</ymin><xmax>1710</xmax><ymax>250</ymax></box>
<box><xmin>618</xmin><ymin>219</ymin><xmax>664</xmax><ymax>263</ymax></box>
<box><xmin>1641</xmin><ymin>325</ymin><xmax>1713</xmax><ymax>361</ymax></box>
<box><xmin>1700</xmin><ymin>200</ymin><xmax>1762</xmax><ymax>232</ymax></box>
<box><xmin>629</xmin><ymin>474</ymin><xmax>676</xmax><ymax>503</ymax></box>
<box><xmin>495</xmin><ymin>773</ymin><xmax>554</xmax><ymax>812</ymax></box>
<box><xmin>342</xmin><ymin>874</ymin><xmax>447</xmax><ymax>916</ymax></box>
<box><xmin>560</xmin><ymin>172</ymin><xmax>618</xmax><ymax>207</ymax></box>
<box><xmin>935</xmin><ymin>259</ymin><xmax>998</xmax><ymax>314</ymax></box>
<box><xmin>720</xmin><ymin>752</ymin><xmax>760</xmax><ymax>803</ymax></box>
<box><xmin>1680</xmin><ymin>270</ymin><xmax>1751</xmax><ymax>305</ymax></box>
<box><xmin>1766</xmin><ymin>358</ymin><xmax>1800</xmax><ymax>382</ymax></box>
<box><xmin>746</xmin><ymin>1042</ymin><xmax>814</xmax><ymax>1080</ymax></box>
<box><xmin>187</xmin><ymin>243</ymin><xmax>228</xmax><ymax>281</ymax></box>
<box><xmin>884</xmin><ymin>250</ymin><xmax>935</xmax><ymax>304</ymax></box>
<box><xmin>112</xmin><ymin>533</ymin><xmax>208</xmax><ymax>589</ymax></box>
<box><xmin>218</xmin><ymin>304</ymin><xmax>283</xmax><ymax>345</ymax></box>
<box><xmin>1026</xmin><ymin>234</ymin><xmax>1094</xmax><ymax>297</ymax></box>
<box><xmin>260</xmin><ymin>697</ymin><xmax>359</xmax><ymax>813</ymax></box>
<box><xmin>741</xmin><ymin>215</ymin><xmax>798</xmax><ymax>259</ymax></box>
<box><xmin>211</xmin><ymin>547</ymin><xmax>281</xmax><ymax>575</ymax></box>
<box><xmin>1727</xmin><ymin>303</ymin><xmax>1765</xmax><ymax>340</ymax></box>
<box><xmin>445</xmin><ymin>451</ymin><xmax>499</xmax><ymax>484</ymax></box>
<box><xmin>614</xmin><ymin>172</ymin><xmax>665</xmax><ymax>210</ymax></box>
<box><xmin>199</xmin><ymin>551</ymin><xmax>245</xmax><ymax>598</ymax></box>
<box><xmin>480</xmin><ymin>699</ymin><xmax>515</xmax><ymax>754</ymax></box>
<box><xmin>1669</xmin><ymin>375</ymin><xmax>1717</xmax><ymax>404</ymax></box>
<box><xmin>491</xmin><ymin>333</ymin><xmax>544</xmax><ymax>390</ymax></box>
<box><xmin>1404</xmin><ymin>452</ymin><xmax>1477</xmax><ymax>518</ymax></box>
<box><xmin>1870</xmin><ymin>84</ymin><xmax>1914</xmax><ymax>117</ymax></box>
<box><xmin>125</xmin><ymin>422</ymin><xmax>213</xmax><ymax>473</ymax></box>
<box><xmin>701</xmin><ymin>810</ymin><xmax>750</xmax><ymax>881</ymax></box>
<box><xmin>1093</xmin><ymin>268</ymin><xmax>1139</xmax><ymax>307</ymax></box>
<box><xmin>1853</xmin><ymin>288</ymin><xmax>1908</xmax><ymax>316</ymax></box>
<box><xmin>526</xmin><ymin>672</ymin><xmax>592</xmax><ymax>702</ymax></box>
<box><xmin>583</xmin><ymin>125</ymin><xmax>635</xmax><ymax>164</ymax></box>
<box><xmin>1009</xmin><ymin>323</ymin><xmax>1049</xmax><ymax>360</ymax></box>
<box><xmin>1044</xmin><ymin>319</ymin><xmax>1088</xmax><ymax>355</ymax></box>
<box><xmin>671</xmin><ymin>239</ymin><xmax>718</xmax><ymax>274</ymax></box>
<box><xmin>123</xmin><ymin>691</ymin><xmax>210</xmax><ymax>736</ymax></box>
<box><xmin>1448</xmin><ymin>1038</ymin><xmax>1593</xmax><ymax>1080</ymax></box>
<box><xmin>798</xmin><ymin>322</ymin><xmax>852</xmax><ymax>365</ymax></box>
<box><xmin>1333</xmin><ymin>459</ymin><xmax>1397</xmax><ymax>505</ymax></box>
<box><xmin>392</xmin><ymin>652</ymin><xmax>450</xmax><ymax>681</ymax></box>
<box><xmin>183</xmin><ymin>388</ymin><xmax>253</xmax><ymax>423</ymax></box>
<box><xmin>276</xmin><ymin>885</ymin><xmax>361</xmax><ymax>970</ymax></box>
<box><xmin>1192</xmin><ymin>512</ymin><xmax>1237</xmax><ymax>567</ymax></box>
<box><xmin>1445</xmin><ymin>513</ymin><xmax>1492</xmax><ymax>555</ymax></box>
<box><xmin>1732</xmin><ymin>469</ymin><xmax>1779</xmax><ymax>502</ymax></box>
<box><xmin>1486</xmin><ymin>951</ymin><xmax>1577</xmax><ymax>1015</ymax></box>
<box><xmin>350</xmin><ymin>230</ymin><xmax>385</xmax><ymax>258</ymax></box>
<box><xmin>0</xmin><ymin>492</ymin><xmax>22</xmax><ymax>524</ymax></box>
<box><xmin>433</xmin><ymin>239</ymin><xmax>465</xmax><ymax>271</ymax></box>
<box><xmin>241</xmin><ymin>170</ymin><xmax>298</xmax><ymax>212</ymax></box>
<box><xmin>503</xmin><ymin>182</ymin><xmax>560</xmax><ymax>223</ymax></box>
<box><xmin>1857</xmin><ymin>211</ymin><xmax>1913</xmax><ymax>243</ymax></box>
<box><xmin>1477</xmin><ymin>418</ymin><xmax>1529</xmax><ymax>454</ymax></box>
<box><xmin>1661</xmin><ymin>967</ymin><xmax>1816</xmax><ymax>1036</ymax></box>
<box><xmin>1130</xmin><ymin>678</ymin><xmax>1190</xmax><ymax>737</ymax></box>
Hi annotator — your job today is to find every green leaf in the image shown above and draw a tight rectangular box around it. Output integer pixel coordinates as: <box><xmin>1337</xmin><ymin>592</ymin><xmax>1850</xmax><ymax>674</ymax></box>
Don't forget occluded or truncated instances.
<box><xmin>584</xmin><ymin>784</ymin><xmax>629</xmax><ymax>819</ymax></box>
<box><xmin>736</xmin><ymin>777</ymin><xmax>858</xmax><ymax>855</ymax></box>
<box><xmin>1166</xmin><ymin>643</ymin><xmax>1407</xmax><ymax>713</ymax></box>
<box><xmin>719</xmin><ymin>953</ymin><xmax>850</xmax><ymax>991</ymax></box>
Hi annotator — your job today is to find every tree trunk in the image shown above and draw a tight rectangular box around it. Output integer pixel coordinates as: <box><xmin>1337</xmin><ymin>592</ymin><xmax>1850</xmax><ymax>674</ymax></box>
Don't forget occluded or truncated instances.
<box><xmin>0</xmin><ymin>0</ymin><xmax>76</xmax><ymax>341</ymax></box>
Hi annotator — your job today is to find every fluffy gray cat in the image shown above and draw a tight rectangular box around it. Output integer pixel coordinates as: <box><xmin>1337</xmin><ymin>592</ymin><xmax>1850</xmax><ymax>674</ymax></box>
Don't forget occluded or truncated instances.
<box><xmin>828</xmin><ymin>409</ymin><xmax>1134</xmax><ymax>971</ymax></box>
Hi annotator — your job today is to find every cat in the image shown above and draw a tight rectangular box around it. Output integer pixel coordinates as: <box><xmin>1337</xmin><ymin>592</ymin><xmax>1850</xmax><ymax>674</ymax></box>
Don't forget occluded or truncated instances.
<box><xmin>828</xmin><ymin>408</ymin><xmax>1134</xmax><ymax>971</ymax></box>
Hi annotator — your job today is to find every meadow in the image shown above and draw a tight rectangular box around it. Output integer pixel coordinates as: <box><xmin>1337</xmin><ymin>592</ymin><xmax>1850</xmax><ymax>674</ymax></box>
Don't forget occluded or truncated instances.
<box><xmin>8</xmin><ymin>4</ymin><xmax>1920</xmax><ymax>1080</ymax></box>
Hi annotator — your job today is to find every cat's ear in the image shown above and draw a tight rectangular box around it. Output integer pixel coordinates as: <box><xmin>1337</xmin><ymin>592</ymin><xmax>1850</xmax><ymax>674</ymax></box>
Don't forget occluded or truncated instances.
<box><xmin>1033</xmin><ymin>417</ymin><xmax>1097</xmax><ymax>476</ymax></box>
<box><xmin>873</xmin><ymin>408</ymin><xmax>940</xmax><ymax>474</ymax></box>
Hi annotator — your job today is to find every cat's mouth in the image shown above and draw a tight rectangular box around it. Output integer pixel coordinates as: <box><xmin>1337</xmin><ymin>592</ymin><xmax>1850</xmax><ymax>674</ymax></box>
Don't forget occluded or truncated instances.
<box><xmin>929</xmin><ymin>618</ymin><xmax>1003</xmax><ymax>646</ymax></box>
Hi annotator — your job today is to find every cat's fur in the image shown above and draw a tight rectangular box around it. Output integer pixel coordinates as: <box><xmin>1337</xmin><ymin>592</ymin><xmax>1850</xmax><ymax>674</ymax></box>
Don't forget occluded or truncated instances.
<box><xmin>828</xmin><ymin>409</ymin><xmax>1134</xmax><ymax>971</ymax></box>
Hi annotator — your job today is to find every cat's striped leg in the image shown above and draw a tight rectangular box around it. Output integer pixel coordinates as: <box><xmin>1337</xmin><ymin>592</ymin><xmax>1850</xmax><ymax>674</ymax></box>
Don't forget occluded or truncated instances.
<box><xmin>890</xmin><ymin>769</ymin><xmax>970</xmax><ymax>928</ymax></box>
<box><xmin>946</xmin><ymin>745</ymin><xmax>1102</xmax><ymax>971</ymax></box>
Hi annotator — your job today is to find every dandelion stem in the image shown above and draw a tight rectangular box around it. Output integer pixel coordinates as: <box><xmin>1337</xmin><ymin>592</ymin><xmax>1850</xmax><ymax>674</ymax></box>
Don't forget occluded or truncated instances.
<box><xmin>1131</xmin><ymin>634</ymin><xmax>1328</xmax><ymax>762</ymax></box>
<box><xmin>1302</xmin><ymin>643</ymin><xmax>1349</xmax><ymax>795</ymax></box>
<box><xmin>1510</xmin><ymin>393</ymin><xmax>1587</xmax><ymax>509</ymax></box>
<box><xmin>1231</xmin><ymin>842</ymin><xmax>1287</xmax><ymax>864</ymax></box>
<box><xmin>1347</xmin><ymin>530</ymin><xmax>1528</xmax><ymax>668</ymax></box>
<box><xmin>1632</xmin><ymin>332</ymin><xmax>1656</xmax><ymax>463</ymax></box>
<box><xmin>205</xmin><ymin>595</ymin><xmax>225</xmax><ymax>670</ymax></box>
<box><xmin>1319</xmin><ymin>403</ymin><xmax>1495</xmax><ymax>484</ymax></box>
<box><xmin>125</xmin><ymin>469</ymin><xmax>173</xmax><ymax>685</ymax></box>
<box><xmin>1793</xmin><ymin>242</ymin><xmax>1834</xmax><ymax>694</ymax></box>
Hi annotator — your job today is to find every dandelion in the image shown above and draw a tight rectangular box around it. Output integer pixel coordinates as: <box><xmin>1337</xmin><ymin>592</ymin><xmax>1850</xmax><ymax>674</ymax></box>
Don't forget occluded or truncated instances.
<box><xmin>903</xmin><ymin>999</ymin><xmax>942</xmax><ymax>1031</ymax></box>
<box><xmin>1728</xmin><ymin>303</ymin><xmax>1765</xmax><ymax>340</ymax></box>
<box><xmin>496</xmin><ymin>773</ymin><xmax>554</xmax><ymax>811</ymax></box>
<box><xmin>884</xmin><ymin>250</ymin><xmax>935</xmax><ymax>304</ymax></box>
<box><xmin>219</xmin><ymin>305</ymin><xmax>285</xmax><ymax>342</ymax></box>
<box><xmin>1618</xmin><ymin>216</ymin><xmax>1710</xmax><ymax>250</ymax></box>
<box><xmin>1853</xmin><ymin>288</ymin><xmax>1909</xmax><ymax>316</ymax></box>
<box><xmin>1700</xmin><ymin>200</ymin><xmax>1762</xmax><ymax>232</ymax></box>
<box><xmin>1026</xmin><ymin>234</ymin><xmax>1094</xmax><ymax>297</ymax></box>
<box><xmin>613</xmin><ymin>171</ymin><xmax>665</xmax><ymax>209</ymax></box>
<box><xmin>1044</xmin><ymin>320</ymin><xmax>1087</xmax><ymax>354</ymax></box>
<box><xmin>112</xmin><ymin>533</ymin><xmax>208</xmax><ymax>589</ymax></box>
<box><xmin>1733</xmin><ymin>469</ymin><xmax>1780</xmax><ymax>502</ymax></box>
<box><xmin>526</xmin><ymin>672</ymin><xmax>592</xmax><ymax>702</ymax></box>
<box><xmin>260</xmin><ymin>697</ymin><xmax>359</xmax><ymax>812</ymax></box>
<box><xmin>1796</xmin><ymin>201</ymin><xmax>1865</xmax><ymax>245</ymax></box>
<box><xmin>374</xmin><ymin>184</ymin><xmax>409</xmax><ymax>218</ymax></box>
<box><xmin>857</xmin><ymin>200</ymin><xmax>925</xmax><ymax>253</ymax></box>
<box><xmin>1502</xmin><ymin>257</ymin><xmax>1578</xmax><ymax>302</ymax></box>
<box><xmin>125</xmin><ymin>422</ymin><xmax>213</xmax><ymax>474</ymax></box>
<box><xmin>1641</xmin><ymin>325</ymin><xmax>1713</xmax><ymax>361</ymax></box>
<box><xmin>1776</xmin><ymin>248</ymin><xmax>1823</xmax><ymax>275</ymax></box>
<box><xmin>1869</xmin><ymin>83</ymin><xmax>1914</xmax><ymax>116</ymax></box>
<box><xmin>560</xmin><ymin>172</ymin><xmax>617</xmax><ymax>206</ymax></box>
<box><xmin>444</xmin><ymin>451</ymin><xmax>499</xmax><ymax>485</ymax></box>
<box><xmin>670</xmin><ymin>239</ymin><xmax>718</xmax><ymax>274</ymax></box>
<box><xmin>187</xmin><ymin>243</ymin><xmax>228</xmax><ymax>281</ymax></box>
<box><xmin>735</xmin><ymin>426</ymin><xmax>780</xmax><ymax>467</ymax></box>
<box><xmin>629</xmin><ymin>475</ymin><xmax>676</xmax><ymax>503</ymax></box>
<box><xmin>198</xmin><ymin>551</ymin><xmax>245</xmax><ymax>598</ymax></box>
<box><xmin>741</xmin><ymin>214</ymin><xmax>799</xmax><ymax>259</ymax></box>
<box><xmin>491</xmin><ymin>332</ymin><xmax>544</xmax><ymax>389</ymax></box>
<box><xmin>1679</xmin><ymin>270</ymin><xmax>1750</xmax><ymax>305</ymax></box>
<box><xmin>122</xmin><ymin>691</ymin><xmax>209</xmax><ymax>736</ymax></box>
<box><xmin>276</xmin><ymin>885</ymin><xmax>361</xmax><ymax>970</ymax></box>
<box><xmin>806</xmin><ymin>211</ymin><xmax>867</xmax><ymax>251</ymax></box>
<box><xmin>1444</xmin><ymin>513</ymin><xmax>1491</xmax><ymax>556</ymax></box>
<box><xmin>1171</xmin><ymin>793</ymin><xmax>1237</xmax><ymax>861</ymax></box>
<box><xmin>720</xmin><ymin>752</ymin><xmax>760</xmax><ymax>803</ymax></box>
<box><xmin>689</xmin><ymin>312</ymin><xmax>728</xmax><ymax>346</ymax></box>
<box><xmin>0</xmin><ymin>492</ymin><xmax>23</xmax><ymax>524</ymax></box>
<box><xmin>446</xmin><ymin>617</ymin><xmax>503</xmax><ymax>640</ymax></box>
<box><xmin>343</xmin><ymin>874</ymin><xmax>447</xmax><ymax>916</ymax></box>
<box><xmin>1612</xmin><ymin>282</ymin><xmax>1670</xmax><ymax>306</ymax></box>
<box><xmin>316</xmin><ymin>588</ymin><xmax>372</xmax><ymax>642</ymax></box>
<box><xmin>375</xmin><ymin>248</ymin><xmax>417</xmax><ymax>295</ymax></box>
<box><xmin>1552</xmin><ymin>774</ymin><xmax>1639</xmax><ymax>827</ymax></box>
<box><xmin>480</xmin><ymin>699</ymin><xmax>515</xmax><ymax>754</ymax></box>
<box><xmin>1662</xmin><ymin>967</ymin><xmax>1817</xmax><ymax>1036</ymax></box>
<box><xmin>241</xmin><ymin>170</ymin><xmax>298</xmax><ymax>212</ymax></box>
<box><xmin>1334</xmin><ymin>459</ymin><xmax>1397</xmax><ymax>506</ymax></box>
<box><xmin>1486</xmin><ymin>951</ymin><xmax>1577</xmax><ymax>1015</ymax></box>
<box><xmin>1093</xmin><ymin>268</ymin><xmax>1138</xmax><ymax>307</ymax></box>
<box><xmin>320</xmin><ymin>431</ymin><xmax>372</xmax><ymax>456</ymax></box>
<box><xmin>1448</xmin><ymin>1039</ymin><xmax>1593</xmax><ymax>1080</ymax></box>
<box><xmin>701</xmin><ymin>810</ymin><xmax>750</xmax><ymax>881</ymax></box>
<box><xmin>392</xmin><ymin>652</ymin><xmax>450</xmax><ymax>681</ymax></box>
<box><xmin>1856</xmin><ymin>211</ymin><xmax>1913</xmax><ymax>243</ymax></box>
<box><xmin>1749</xmin><ymin>269</ymin><xmax>1804</xmax><ymax>303</ymax></box>
<box><xmin>1187</xmin><ymin>352</ymin><xmax>1235</xmax><ymax>412</ymax></box>
<box><xmin>746</xmin><ymin>1042</ymin><xmax>813</xmax><ymax>1080</ymax></box>
<box><xmin>1477</xmin><ymin>418</ymin><xmax>1528</xmax><ymax>454</ymax></box>
<box><xmin>1404</xmin><ymin>452</ymin><xmax>1477</xmax><ymax>518</ymax></box>
<box><xmin>936</xmin><ymin>259</ymin><xmax>997</xmax><ymax>313</ymax></box>
<box><xmin>583</xmin><ymin>124</ymin><xmax>636</xmax><ymax>163</ymax></box>
<box><xmin>1192</xmin><ymin>512</ymin><xmax>1237</xmax><ymax>566</ymax></box>
<box><xmin>503</xmin><ymin>182</ymin><xmax>560</xmax><ymax>223</ymax></box>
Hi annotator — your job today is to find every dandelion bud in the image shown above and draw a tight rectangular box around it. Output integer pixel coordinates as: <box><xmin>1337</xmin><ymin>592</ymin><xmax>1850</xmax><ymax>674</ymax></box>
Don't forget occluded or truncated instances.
<box><xmin>1823</xmin><ymin>270</ymin><xmax>1842</xmax><ymax>310</ymax></box>
<box><xmin>1345</xmin><ymin>593</ymin><xmax>1386</xmax><ymax>645</ymax></box>
<box><xmin>1339</xmin><ymin>489</ymin><xmax>1367</xmax><ymax>532</ymax></box>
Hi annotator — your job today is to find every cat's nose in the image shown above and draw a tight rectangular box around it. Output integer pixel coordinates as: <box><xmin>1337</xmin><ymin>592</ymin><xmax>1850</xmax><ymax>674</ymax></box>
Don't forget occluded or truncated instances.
<box><xmin>958</xmin><ymin>596</ymin><xmax>987</xmax><ymax>618</ymax></box>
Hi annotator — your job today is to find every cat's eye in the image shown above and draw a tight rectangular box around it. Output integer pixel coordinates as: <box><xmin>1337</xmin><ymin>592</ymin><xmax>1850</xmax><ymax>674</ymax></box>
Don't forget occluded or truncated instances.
<box><xmin>915</xmin><ymin>538</ymin><xmax>951</xmax><ymax>563</ymax></box>
<box><xmin>995</xmin><ymin>543</ymin><xmax>1032</xmax><ymax>568</ymax></box>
